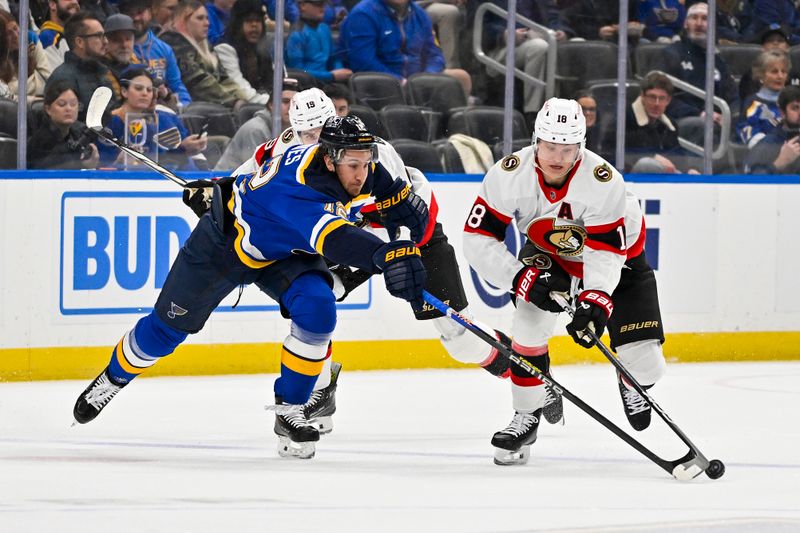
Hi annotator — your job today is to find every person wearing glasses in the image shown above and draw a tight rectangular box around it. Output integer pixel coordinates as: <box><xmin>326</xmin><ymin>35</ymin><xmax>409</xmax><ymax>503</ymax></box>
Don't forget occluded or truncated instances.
<box><xmin>605</xmin><ymin>71</ymin><xmax>698</xmax><ymax>174</ymax></box>
<box><xmin>98</xmin><ymin>65</ymin><xmax>207</xmax><ymax>169</ymax></box>
<box><xmin>44</xmin><ymin>11</ymin><xmax>118</xmax><ymax>122</ymax></box>
<box><xmin>27</xmin><ymin>79</ymin><xmax>100</xmax><ymax>169</ymax></box>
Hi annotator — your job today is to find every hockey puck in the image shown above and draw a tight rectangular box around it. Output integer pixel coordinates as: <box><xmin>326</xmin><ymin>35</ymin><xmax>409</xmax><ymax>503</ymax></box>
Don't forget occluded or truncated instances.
<box><xmin>705</xmin><ymin>459</ymin><xmax>725</xmax><ymax>479</ymax></box>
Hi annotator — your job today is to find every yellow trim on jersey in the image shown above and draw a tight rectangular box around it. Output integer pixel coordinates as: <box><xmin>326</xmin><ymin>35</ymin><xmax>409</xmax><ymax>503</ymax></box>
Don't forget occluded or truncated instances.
<box><xmin>113</xmin><ymin>338</ymin><xmax>146</xmax><ymax>375</ymax></box>
<box><xmin>281</xmin><ymin>347</ymin><xmax>325</xmax><ymax>376</ymax></box>
<box><xmin>228</xmin><ymin>194</ymin><xmax>276</xmax><ymax>269</ymax></box>
<box><xmin>296</xmin><ymin>146</ymin><xmax>319</xmax><ymax>185</ymax></box>
<box><xmin>2</xmin><ymin>332</ymin><xmax>799</xmax><ymax>381</ymax></box>
<box><xmin>314</xmin><ymin>218</ymin><xmax>349</xmax><ymax>254</ymax></box>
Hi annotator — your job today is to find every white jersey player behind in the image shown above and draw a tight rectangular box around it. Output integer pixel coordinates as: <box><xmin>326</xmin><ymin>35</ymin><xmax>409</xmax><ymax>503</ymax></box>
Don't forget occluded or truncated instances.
<box><xmin>463</xmin><ymin>98</ymin><xmax>667</xmax><ymax>465</ymax></box>
<box><xmin>232</xmin><ymin>88</ymin><xmax>522</xmax><ymax>434</ymax></box>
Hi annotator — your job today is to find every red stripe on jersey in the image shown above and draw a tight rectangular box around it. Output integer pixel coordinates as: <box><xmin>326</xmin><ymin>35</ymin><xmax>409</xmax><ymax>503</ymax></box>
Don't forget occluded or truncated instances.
<box><xmin>627</xmin><ymin>218</ymin><xmax>646</xmax><ymax>259</ymax></box>
<box><xmin>511</xmin><ymin>374</ymin><xmax>544</xmax><ymax>387</ymax></box>
<box><xmin>535</xmin><ymin>158</ymin><xmax>583</xmax><ymax>204</ymax></box>
<box><xmin>361</xmin><ymin>203</ymin><xmax>377</xmax><ymax>214</ymax></box>
<box><xmin>418</xmin><ymin>192</ymin><xmax>439</xmax><ymax>246</ymax></box>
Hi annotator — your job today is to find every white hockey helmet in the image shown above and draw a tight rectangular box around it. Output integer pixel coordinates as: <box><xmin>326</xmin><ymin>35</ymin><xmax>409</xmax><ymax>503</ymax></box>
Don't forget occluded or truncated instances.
<box><xmin>289</xmin><ymin>88</ymin><xmax>337</xmax><ymax>135</ymax></box>
<box><xmin>532</xmin><ymin>97</ymin><xmax>586</xmax><ymax>157</ymax></box>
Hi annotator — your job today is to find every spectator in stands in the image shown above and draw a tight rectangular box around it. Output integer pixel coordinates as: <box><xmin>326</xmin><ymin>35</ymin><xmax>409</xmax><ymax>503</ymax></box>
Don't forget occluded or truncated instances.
<box><xmin>215</xmin><ymin>0</ymin><xmax>272</xmax><ymax>105</ymax></box>
<box><xmin>740</xmin><ymin>25</ymin><xmax>800</xmax><ymax>104</ymax></box>
<box><xmin>286</xmin><ymin>0</ymin><xmax>351</xmax><ymax>85</ymax></box>
<box><xmin>152</xmin><ymin>0</ymin><xmax>179</xmax><ymax>32</ymax></box>
<box><xmin>742</xmin><ymin>0</ymin><xmax>800</xmax><ymax>45</ymax></box>
<box><xmin>79</xmin><ymin>0</ymin><xmax>119</xmax><ymax>23</ymax></box>
<box><xmin>736</xmin><ymin>50</ymin><xmax>789</xmax><ymax>148</ymax></box>
<box><xmin>27</xmin><ymin>80</ymin><xmax>100</xmax><ymax>168</ymax></box>
<box><xmin>119</xmin><ymin>0</ymin><xmax>192</xmax><ymax>109</ymax></box>
<box><xmin>265</xmin><ymin>0</ymin><xmax>299</xmax><ymax>24</ymax></box>
<box><xmin>46</xmin><ymin>11</ymin><xmax>118</xmax><ymax>122</ymax></box>
<box><xmin>638</xmin><ymin>0</ymin><xmax>684</xmax><ymax>43</ymax></box>
<box><xmin>0</xmin><ymin>9</ymin><xmax>52</xmax><ymax>102</ymax></box>
<box><xmin>206</xmin><ymin>0</ymin><xmax>234</xmax><ymax>45</ymax></box>
<box><xmin>339</xmin><ymin>0</ymin><xmax>472</xmax><ymax>98</ymax></box>
<box><xmin>573</xmin><ymin>89</ymin><xmax>602</xmax><ymax>155</ymax></box>
<box><xmin>563</xmin><ymin>0</ymin><xmax>643</xmax><ymax>43</ymax></box>
<box><xmin>103</xmin><ymin>14</ymin><xmax>136</xmax><ymax>80</ymax></box>
<box><xmin>606</xmin><ymin>71</ymin><xmax>698</xmax><ymax>174</ymax></box>
<box><xmin>39</xmin><ymin>0</ymin><xmax>80</xmax><ymax>70</ymax></box>
<box><xmin>483</xmin><ymin>0</ymin><xmax>570</xmax><ymax>119</ymax></box>
<box><xmin>161</xmin><ymin>0</ymin><xmax>247</xmax><ymax>108</ymax></box>
<box><xmin>662</xmin><ymin>3</ymin><xmax>739</xmax><ymax>123</ymax></box>
<box><xmin>214</xmin><ymin>77</ymin><xmax>299</xmax><ymax>170</ymax></box>
<box><xmin>323</xmin><ymin>82</ymin><xmax>352</xmax><ymax>116</ymax></box>
<box><xmin>717</xmin><ymin>0</ymin><xmax>753</xmax><ymax>44</ymax></box>
<box><xmin>418</xmin><ymin>0</ymin><xmax>464</xmax><ymax>69</ymax></box>
<box><xmin>99</xmin><ymin>65</ymin><xmax>206</xmax><ymax>168</ymax></box>
<box><xmin>744</xmin><ymin>85</ymin><xmax>800</xmax><ymax>173</ymax></box>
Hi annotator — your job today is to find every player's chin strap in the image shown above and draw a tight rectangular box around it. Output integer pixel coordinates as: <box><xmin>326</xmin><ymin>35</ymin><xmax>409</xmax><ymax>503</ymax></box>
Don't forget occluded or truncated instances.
<box><xmin>422</xmin><ymin>289</ymin><xmax>725</xmax><ymax>481</ymax></box>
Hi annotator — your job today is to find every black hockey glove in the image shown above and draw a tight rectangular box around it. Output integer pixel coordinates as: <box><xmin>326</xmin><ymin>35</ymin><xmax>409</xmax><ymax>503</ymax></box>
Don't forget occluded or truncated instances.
<box><xmin>566</xmin><ymin>290</ymin><xmax>613</xmax><ymax>348</ymax></box>
<box><xmin>372</xmin><ymin>240</ymin><xmax>427</xmax><ymax>312</ymax></box>
<box><xmin>375</xmin><ymin>179</ymin><xmax>429</xmax><ymax>244</ymax></box>
<box><xmin>511</xmin><ymin>261</ymin><xmax>571</xmax><ymax>312</ymax></box>
<box><xmin>182</xmin><ymin>179</ymin><xmax>215</xmax><ymax>218</ymax></box>
<box><xmin>328</xmin><ymin>263</ymin><xmax>373</xmax><ymax>302</ymax></box>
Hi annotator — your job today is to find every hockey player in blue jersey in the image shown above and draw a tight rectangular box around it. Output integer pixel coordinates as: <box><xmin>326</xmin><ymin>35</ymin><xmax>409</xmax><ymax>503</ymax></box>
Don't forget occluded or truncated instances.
<box><xmin>72</xmin><ymin>116</ymin><xmax>429</xmax><ymax>459</ymax></box>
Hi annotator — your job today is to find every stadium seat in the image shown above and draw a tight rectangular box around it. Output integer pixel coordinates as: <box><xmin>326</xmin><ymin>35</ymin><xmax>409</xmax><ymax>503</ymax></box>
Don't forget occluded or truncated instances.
<box><xmin>379</xmin><ymin>105</ymin><xmax>431</xmax><ymax>141</ymax></box>
<box><xmin>236</xmin><ymin>102</ymin><xmax>265</xmax><ymax>127</ymax></box>
<box><xmin>27</xmin><ymin>100</ymin><xmax>46</xmax><ymax>133</ymax></box>
<box><xmin>587</xmin><ymin>81</ymin><xmax>641</xmax><ymax>157</ymax></box>
<box><xmin>390</xmin><ymin>139</ymin><xmax>444</xmax><ymax>173</ymax></box>
<box><xmin>349</xmin><ymin>104</ymin><xmax>388</xmax><ymax>139</ymax></box>
<box><xmin>718</xmin><ymin>44</ymin><xmax>762</xmax><ymax>82</ymax></box>
<box><xmin>0</xmin><ymin>137</ymin><xmax>17</xmax><ymax>168</ymax></box>
<box><xmin>349</xmin><ymin>72</ymin><xmax>406</xmax><ymax>111</ymax></box>
<box><xmin>433</xmin><ymin>139</ymin><xmax>465</xmax><ymax>173</ymax></box>
<box><xmin>0</xmin><ymin>98</ymin><xmax>18</xmax><ymax>138</ymax></box>
<box><xmin>406</xmin><ymin>72</ymin><xmax>467</xmax><ymax>115</ymax></box>
<box><xmin>201</xmin><ymin>135</ymin><xmax>230</xmax><ymax>169</ymax></box>
<box><xmin>446</xmin><ymin>106</ymin><xmax>528</xmax><ymax>146</ymax></box>
<box><xmin>634</xmin><ymin>42</ymin><xmax>669</xmax><ymax>78</ymax></box>
<box><xmin>182</xmin><ymin>102</ymin><xmax>237</xmax><ymax>137</ymax></box>
<box><xmin>556</xmin><ymin>41</ymin><xmax>626</xmax><ymax>96</ymax></box>
<box><xmin>492</xmin><ymin>139</ymin><xmax>531</xmax><ymax>161</ymax></box>
<box><xmin>791</xmin><ymin>46</ymin><xmax>800</xmax><ymax>77</ymax></box>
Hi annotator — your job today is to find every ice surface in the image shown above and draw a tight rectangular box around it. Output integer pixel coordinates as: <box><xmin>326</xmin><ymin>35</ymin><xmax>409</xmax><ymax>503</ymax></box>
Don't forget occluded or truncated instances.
<box><xmin>1</xmin><ymin>362</ymin><xmax>798</xmax><ymax>532</ymax></box>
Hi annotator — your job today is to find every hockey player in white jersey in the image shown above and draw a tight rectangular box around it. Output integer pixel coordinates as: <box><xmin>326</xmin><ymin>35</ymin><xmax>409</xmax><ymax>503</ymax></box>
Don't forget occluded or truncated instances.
<box><xmin>183</xmin><ymin>88</ymin><xmax>518</xmax><ymax>434</ymax></box>
<box><xmin>463</xmin><ymin>97</ymin><xmax>667</xmax><ymax>465</ymax></box>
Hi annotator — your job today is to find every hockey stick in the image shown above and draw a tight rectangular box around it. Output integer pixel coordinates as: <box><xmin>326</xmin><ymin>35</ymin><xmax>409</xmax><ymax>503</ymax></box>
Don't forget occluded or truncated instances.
<box><xmin>549</xmin><ymin>293</ymin><xmax>725</xmax><ymax>479</ymax></box>
<box><xmin>421</xmin><ymin>289</ymin><xmax>724</xmax><ymax>481</ymax></box>
<box><xmin>84</xmin><ymin>87</ymin><xmax>187</xmax><ymax>186</ymax></box>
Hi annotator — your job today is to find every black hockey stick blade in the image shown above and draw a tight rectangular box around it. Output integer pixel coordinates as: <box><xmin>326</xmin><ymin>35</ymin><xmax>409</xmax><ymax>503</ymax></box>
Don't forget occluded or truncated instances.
<box><xmin>550</xmin><ymin>292</ymin><xmax>724</xmax><ymax>480</ymax></box>
<box><xmin>422</xmin><ymin>290</ymin><xmax>719</xmax><ymax>480</ymax></box>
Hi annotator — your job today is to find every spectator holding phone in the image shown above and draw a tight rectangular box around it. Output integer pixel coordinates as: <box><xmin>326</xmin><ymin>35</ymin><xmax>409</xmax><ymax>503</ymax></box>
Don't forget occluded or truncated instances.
<box><xmin>99</xmin><ymin>65</ymin><xmax>207</xmax><ymax>169</ymax></box>
<box><xmin>744</xmin><ymin>85</ymin><xmax>800</xmax><ymax>174</ymax></box>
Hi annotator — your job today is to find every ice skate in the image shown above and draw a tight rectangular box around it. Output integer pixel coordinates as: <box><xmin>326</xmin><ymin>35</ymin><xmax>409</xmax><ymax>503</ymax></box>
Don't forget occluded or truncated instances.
<box><xmin>490</xmin><ymin>409</ymin><xmax>541</xmax><ymax>466</ymax></box>
<box><xmin>618</xmin><ymin>372</ymin><xmax>652</xmax><ymax>431</ymax></box>
<box><xmin>542</xmin><ymin>380</ymin><xmax>564</xmax><ymax>425</ymax></box>
<box><xmin>72</xmin><ymin>368</ymin><xmax>127</xmax><ymax>425</ymax></box>
<box><xmin>303</xmin><ymin>361</ymin><xmax>342</xmax><ymax>434</ymax></box>
<box><xmin>267</xmin><ymin>400</ymin><xmax>320</xmax><ymax>459</ymax></box>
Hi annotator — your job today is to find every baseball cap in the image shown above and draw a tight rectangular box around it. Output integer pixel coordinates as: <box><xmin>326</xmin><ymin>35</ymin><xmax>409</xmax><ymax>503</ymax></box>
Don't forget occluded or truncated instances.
<box><xmin>756</xmin><ymin>23</ymin><xmax>791</xmax><ymax>45</ymax></box>
<box><xmin>104</xmin><ymin>14</ymin><xmax>136</xmax><ymax>34</ymax></box>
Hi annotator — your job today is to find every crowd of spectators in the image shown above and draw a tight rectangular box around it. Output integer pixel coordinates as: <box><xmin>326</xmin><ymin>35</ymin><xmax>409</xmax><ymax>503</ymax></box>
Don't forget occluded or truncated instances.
<box><xmin>0</xmin><ymin>0</ymin><xmax>797</xmax><ymax>173</ymax></box>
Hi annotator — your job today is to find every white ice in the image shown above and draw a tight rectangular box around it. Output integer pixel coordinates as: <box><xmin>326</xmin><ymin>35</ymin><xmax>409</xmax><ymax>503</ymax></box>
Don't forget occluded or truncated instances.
<box><xmin>1</xmin><ymin>361</ymin><xmax>799</xmax><ymax>533</ymax></box>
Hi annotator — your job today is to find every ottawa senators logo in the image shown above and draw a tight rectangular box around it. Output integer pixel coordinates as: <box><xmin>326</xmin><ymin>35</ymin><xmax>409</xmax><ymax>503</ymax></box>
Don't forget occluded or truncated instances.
<box><xmin>522</xmin><ymin>253</ymin><xmax>552</xmax><ymax>269</ymax></box>
<box><xmin>281</xmin><ymin>129</ymin><xmax>294</xmax><ymax>143</ymax></box>
<box><xmin>526</xmin><ymin>218</ymin><xmax>587</xmax><ymax>257</ymax></box>
<box><xmin>501</xmin><ymin>154</ymin><xmax>520</xmax><ymax>171</ymax></box>
<box><xmin>593</xmin><ymin>163</ymin><xmax>613</xmax><ymax>182</ymax></box>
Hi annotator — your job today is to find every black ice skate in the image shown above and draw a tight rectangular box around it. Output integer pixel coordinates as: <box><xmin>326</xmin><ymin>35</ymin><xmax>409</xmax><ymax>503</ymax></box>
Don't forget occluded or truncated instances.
<box><xmin>542</xmin><ymin>379</ymin><xmax>564</xmax><ymax>425</ymax></box>
<box><xmin>303</xmin><ymin>361</ymin><xmax>342</xmax><ymax>435</ymax></box>
<box><xmin>72</xmin><ymin>368</ymin><xmax>127</xmax><ymax>425</ymax></box>
<box><xmin>617</xmin><ymin>372</ymin><xmax>652</xmax><ymax>431</ymax></box>
<box><xmin>490</xmin><ymin>409</ymin><xmax>542</xmax><ymax>466</ymax></box>
<box><xmin>268</xmin><ymin>398</ymin><xmax>320</xmax><ymax>459</ymax></box>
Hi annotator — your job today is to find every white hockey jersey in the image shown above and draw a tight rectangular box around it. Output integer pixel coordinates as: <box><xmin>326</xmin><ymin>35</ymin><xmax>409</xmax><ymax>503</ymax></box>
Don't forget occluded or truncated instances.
<box><xmin>229</xmin><ymin>127</ymin><xmax>439</xmax><ymax>245</ymax></box>
<box><xmin>463</xmin><ymin>146</ymin><xmax>645</xmax><ymax>296</ymax></box>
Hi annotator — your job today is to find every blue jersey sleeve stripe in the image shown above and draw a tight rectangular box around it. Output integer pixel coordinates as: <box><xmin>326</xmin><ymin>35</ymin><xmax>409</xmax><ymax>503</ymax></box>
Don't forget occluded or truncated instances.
<box><xmin>313</xmin><ymin>218</ymin><xmax>350</xmax><ymax>253</ymax></box>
